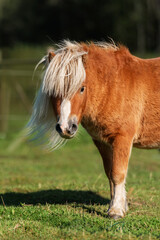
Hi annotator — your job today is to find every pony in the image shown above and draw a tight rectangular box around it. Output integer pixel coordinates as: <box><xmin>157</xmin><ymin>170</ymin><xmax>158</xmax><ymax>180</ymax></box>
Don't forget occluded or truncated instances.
<box><xmin>28</xmin><ymin>40</ymin><xmax>160</xmax><ymax>219</ymax></box>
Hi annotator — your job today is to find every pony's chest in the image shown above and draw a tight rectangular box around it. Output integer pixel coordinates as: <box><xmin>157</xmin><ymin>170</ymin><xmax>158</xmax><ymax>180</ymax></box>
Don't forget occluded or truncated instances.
<box><xmin>81</xmin><ymin>118</ymin><xmax>109</xmax><ymax>141</ymax></box>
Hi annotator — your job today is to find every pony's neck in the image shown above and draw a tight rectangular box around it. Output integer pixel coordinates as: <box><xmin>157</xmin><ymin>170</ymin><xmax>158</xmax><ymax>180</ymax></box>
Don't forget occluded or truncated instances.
<box><xmin>83</xmin><ymin>46</ymin><xmax>119</xmax><ymax>119</ymax></box>
<box><xmin>82</xmin><ymin>45</ymin><xmax>138</xmax><ymax>124</ymax></box>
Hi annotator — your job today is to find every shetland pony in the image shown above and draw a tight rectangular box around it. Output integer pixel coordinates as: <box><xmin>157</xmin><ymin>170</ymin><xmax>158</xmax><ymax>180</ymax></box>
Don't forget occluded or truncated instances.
<box><xmin>28</xmin><ymin>41</ymin><xmax>160</xmax><ymax>219</ymax></box>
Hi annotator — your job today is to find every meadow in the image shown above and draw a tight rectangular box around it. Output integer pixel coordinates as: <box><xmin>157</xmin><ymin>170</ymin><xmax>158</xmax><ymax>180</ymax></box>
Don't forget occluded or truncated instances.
<box><xmin>0</xmin><ymin>46</ymin><xmax>159</xmax><ymax>239</ymax></box>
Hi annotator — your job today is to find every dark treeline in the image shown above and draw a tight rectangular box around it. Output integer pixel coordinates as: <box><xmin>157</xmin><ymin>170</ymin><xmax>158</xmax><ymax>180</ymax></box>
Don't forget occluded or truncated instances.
<box><xmin>0</xmin><ymin>0</ymin><xmax>160</xmax><ymax>52</ymax></box>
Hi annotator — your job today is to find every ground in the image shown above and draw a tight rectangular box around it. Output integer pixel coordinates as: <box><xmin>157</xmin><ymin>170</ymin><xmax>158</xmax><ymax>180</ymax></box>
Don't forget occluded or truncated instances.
<box><xmin>0</xmin><ymin>123</ymin><xmax>159</xmax><ymax>240</ymax></box>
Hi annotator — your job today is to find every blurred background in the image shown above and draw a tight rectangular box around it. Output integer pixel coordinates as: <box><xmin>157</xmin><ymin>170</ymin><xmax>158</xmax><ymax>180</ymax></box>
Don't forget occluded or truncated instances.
<box><xmin>0</xmin><ymin>0</ymin><xmax>160</xmax><ymax>148</ymax></box>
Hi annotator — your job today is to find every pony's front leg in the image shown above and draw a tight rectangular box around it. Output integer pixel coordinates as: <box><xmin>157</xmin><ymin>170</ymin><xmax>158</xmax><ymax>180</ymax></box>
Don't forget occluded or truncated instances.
<box><xmin>108</xmin><ymin>135</ymin><xmax>133</xmax><ymax>219</ymax></box>
<box><xmin>93</xmin><ymin>140</ymin><xmax>114</xmax><ymax>206</ymax></box>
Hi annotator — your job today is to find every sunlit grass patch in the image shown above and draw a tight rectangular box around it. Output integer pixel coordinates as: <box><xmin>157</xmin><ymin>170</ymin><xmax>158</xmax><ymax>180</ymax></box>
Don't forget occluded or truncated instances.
<box><xmin>0</xmin><ymin>126</ymin><xmax>159</xmax><ymax>239</ymax></box>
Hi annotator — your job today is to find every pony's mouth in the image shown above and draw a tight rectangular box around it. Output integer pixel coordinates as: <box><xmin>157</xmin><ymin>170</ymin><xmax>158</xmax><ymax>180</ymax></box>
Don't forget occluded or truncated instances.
<box><xmin>59</xmin><ymin>132</ymin><xmax>76</xmax><ymax>139</ymax></box>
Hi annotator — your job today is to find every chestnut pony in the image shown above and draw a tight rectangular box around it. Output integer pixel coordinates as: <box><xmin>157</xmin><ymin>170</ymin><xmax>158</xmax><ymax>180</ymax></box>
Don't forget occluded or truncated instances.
<box><xmin>28</xmin><ymin>41</ymin><xmax>160</xmax><ymax>219</ymax></box>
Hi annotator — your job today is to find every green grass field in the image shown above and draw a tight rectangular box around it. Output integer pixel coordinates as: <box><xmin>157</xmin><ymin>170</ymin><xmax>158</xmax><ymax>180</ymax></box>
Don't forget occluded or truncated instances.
<box><xmin>0</xmin><ymin>46</ymin><xmax>160</xmax><ymax>239</ymax></box>
<box><xmin>0</xmin><ymin>123</ymin><xmax>159</xmax><ymax>240</ymax></box>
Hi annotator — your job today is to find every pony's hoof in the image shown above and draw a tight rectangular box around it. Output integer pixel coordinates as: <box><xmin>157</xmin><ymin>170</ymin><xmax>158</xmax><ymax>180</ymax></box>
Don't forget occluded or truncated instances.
<box><xmin>108</xmin><ymin>213</ymin><xmax>123</xmax><ymax>220</ymax></box>
<box><xmin>107</xmin><ymin>208</ymin><xmax>125</xmax><ymax>219</ymax></box>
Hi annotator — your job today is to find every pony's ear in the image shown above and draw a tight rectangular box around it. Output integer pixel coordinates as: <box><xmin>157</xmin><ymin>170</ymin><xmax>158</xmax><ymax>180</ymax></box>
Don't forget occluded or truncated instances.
<box><xmin>48</xmin><ymin>49</ymin><xmax>56</xmax><ymax>62</ymax></box>
<box><xmin>49</xmin><ymin>51</ymin><xmax>55</xmax><ymax>62</ymax></box>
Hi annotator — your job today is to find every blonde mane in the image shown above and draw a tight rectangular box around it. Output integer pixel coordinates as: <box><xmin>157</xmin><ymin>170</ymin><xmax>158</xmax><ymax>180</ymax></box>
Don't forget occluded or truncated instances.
<box><xmin>43</xmin><ymin>41</ymin><xmax>87</xmax><ymax>99</ymax></box>
<box><xmin>27</xmin><ymin>40</ymin><xmax>118</xmax><ymax>150</ymax></box>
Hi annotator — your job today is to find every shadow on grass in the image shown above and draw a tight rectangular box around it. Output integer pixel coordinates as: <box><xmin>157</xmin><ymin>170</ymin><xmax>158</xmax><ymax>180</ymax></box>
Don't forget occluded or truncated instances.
<box><xmin>0</xmin><ymin>189</ymin><xmax>110</xmax><ymax>207</ymax></box>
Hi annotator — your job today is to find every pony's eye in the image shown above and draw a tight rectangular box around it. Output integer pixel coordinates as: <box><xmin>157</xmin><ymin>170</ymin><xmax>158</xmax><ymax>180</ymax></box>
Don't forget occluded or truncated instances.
<box><xmin>80</xmin><ymin>86</ymin><xmax>85</xmax><ymax>94</ymax></box>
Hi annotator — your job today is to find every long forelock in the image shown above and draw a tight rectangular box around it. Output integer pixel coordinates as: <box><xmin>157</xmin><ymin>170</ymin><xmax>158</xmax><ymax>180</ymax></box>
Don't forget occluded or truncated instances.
<box><xmin>27</xmin><ymin>41</ymin><xmax>87</xmax><ymax>150</ymax></box>
<box><xmin>42</xmin><ymin>41</ymin><xmax>87</xmax><ymax>99</ymax></box>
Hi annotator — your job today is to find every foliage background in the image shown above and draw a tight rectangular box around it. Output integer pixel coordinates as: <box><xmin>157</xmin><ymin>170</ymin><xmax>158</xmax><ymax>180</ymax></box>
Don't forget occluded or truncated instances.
<box><xmin>1</xmin><ymin>0</ymin><xmax>160</xmax><ymax>52</ymax></box>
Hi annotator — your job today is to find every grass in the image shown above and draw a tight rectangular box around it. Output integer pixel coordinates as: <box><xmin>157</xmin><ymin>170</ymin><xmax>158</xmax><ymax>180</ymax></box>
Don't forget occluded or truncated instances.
<box><xmin>0</xmin><ymin>123</ymin><xmax>159</xmax><ymax>239</ymax></box>
<box><xmin>0</xmin><ymin>45</ymin><xmax>160</xmax><ymax>239</ymax></box>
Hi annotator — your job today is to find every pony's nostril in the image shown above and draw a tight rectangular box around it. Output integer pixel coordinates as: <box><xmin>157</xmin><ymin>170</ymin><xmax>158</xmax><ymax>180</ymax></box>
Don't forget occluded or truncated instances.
<box><xmin>66</xmin><ymin>123</ymin><xmax>77</xmax><ymax>135</ymax></box>
<box><xmin>72</xmin><ymin>123</ymin><xmax>77</xmax><ymax>132</ymax></box>
<box><xmin>56</xmin><ymin>123</ymin><xmax>62</xmax><ymax>133</ymax></box>
<box><xmin>66</xmin><ymin>129</ymin><xmax>71</xmax><ymax>135</ymax></box>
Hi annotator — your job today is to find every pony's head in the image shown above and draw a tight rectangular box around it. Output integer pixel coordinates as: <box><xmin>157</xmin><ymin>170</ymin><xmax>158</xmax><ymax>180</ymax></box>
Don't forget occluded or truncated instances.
<box><xmin>27</xmin><ymin>40</ymin><xmax>118</xmax><ymax>150</ymax></box>
<box><xmin>27</xmin><ymin>41</ymin><xmax>88</xmax><ymax>150</ymax></box>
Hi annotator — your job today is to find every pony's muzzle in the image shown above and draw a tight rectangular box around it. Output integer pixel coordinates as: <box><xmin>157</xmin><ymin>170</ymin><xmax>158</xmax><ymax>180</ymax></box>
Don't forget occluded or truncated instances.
<box><xmin>56</xmin><ymin>118</ymin><xmax>78</xmax><ymax>139</ymax></box>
